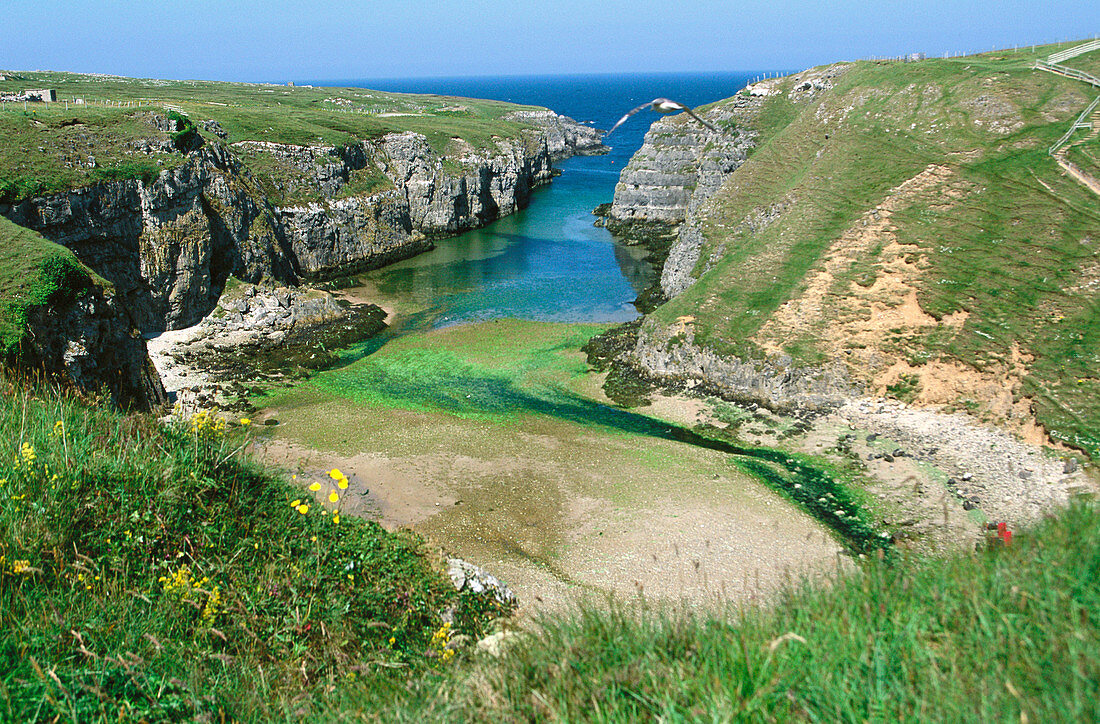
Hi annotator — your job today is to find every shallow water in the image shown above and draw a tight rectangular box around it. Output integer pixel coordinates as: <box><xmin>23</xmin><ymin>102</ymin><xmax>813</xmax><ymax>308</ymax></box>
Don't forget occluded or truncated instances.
<box><xmin>257</xmin><ymin>73</ymin><xmax>879</xmax><ymax>607</ymax></box>
<box><xmin>359</xmin><ymin>155</ymin><xmax>654</xmax><ymax>331</ymax></box>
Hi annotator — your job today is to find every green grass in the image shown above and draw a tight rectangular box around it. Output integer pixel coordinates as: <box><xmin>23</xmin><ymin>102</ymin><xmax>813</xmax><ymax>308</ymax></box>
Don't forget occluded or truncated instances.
<box><xmin>383</xmin><ymin>501</ymin><xmax>1100</xmax><ymax>721</ymax></box>
<box><xmin>0</xmin><ymin>217</ymin><xmax>103</xmax><ymax>357</ymax></box>
<box><xmin>0</xmin><ymin>70</ymin><xmax>545</xmax><ymax>205</ymax></box>
<box><xmin>648</xmin><ymin>43</ymin><xmax>1100</xmax><ymax>456</ymax></box>
<box><xmin>0</xmin><ymin>106</ymin><xmax>184</xmax><ymax>203</ymax></box>
<box><xmin>0</xmin><ymin>378</ymin><xmax>510</xmax><ymax>721</ymax></box>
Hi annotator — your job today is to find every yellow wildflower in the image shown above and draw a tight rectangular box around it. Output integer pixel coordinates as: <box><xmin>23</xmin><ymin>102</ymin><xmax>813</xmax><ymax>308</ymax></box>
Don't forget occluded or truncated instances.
<box><xmin>297</xmin><ymin>504</ymin><xmax>310</xmax><ymax>515</ymax></box>
<box><xmin>308</xmin><ymin>482</ymin><xmax>321</xmax><ymax>492</ymax></box>
<box><xmin>239</xmin><ymin>418</ymin><xmax>252</xmax><ymax>426</ymax></box>
<box><xmin>332</xmin><ymin>513</ymin><xmax>340</xmax><ymax>525</ymax></box>
<box><xmin>328</xmin><ymin>468</ymin><xmax>344</xmax><ymax>481</ymax></box>
<box><xmin>291</xmin><ymin>499</ymin><xmax>302</xmax><ymax>508</ymax></box>
<box><xmin>328</xmin><ymin>490</ymin><xmax>339</xmax><ymax>503</ymax></box>
<box><xmin>337</xmin><ymin>477</ymin><xmax>349</xmax><ymax>490</ymax></box>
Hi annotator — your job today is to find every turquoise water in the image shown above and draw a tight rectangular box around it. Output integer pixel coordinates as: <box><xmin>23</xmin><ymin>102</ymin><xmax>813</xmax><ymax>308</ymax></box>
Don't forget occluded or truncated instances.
<box><xmin>320</xmin><ymin>72</ymin><xmax>763</xmax><ymax>330</ymax></box>
<box><xmin>292</xmin><ymin>73</ymin><xmax>887</xmax><ymax>552</ymax></box>
<box><xmin>361</xmin><ymin>157</ymin><xmax>653</xmax><ymax>328</ymax></box>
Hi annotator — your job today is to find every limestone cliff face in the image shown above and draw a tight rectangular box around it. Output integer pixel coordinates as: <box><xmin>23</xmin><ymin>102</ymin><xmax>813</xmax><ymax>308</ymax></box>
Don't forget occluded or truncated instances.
<box><xmin>3</xmin><ymin>145</ymin><xmax>294</xmax><ymax>332</ymax></box>
<box><xmin>371</xmin><ymin>131</ymin><xmax>553</xmax><ymax>237</ymax></box>
<box><xmin>0</xmin><ymin>111</ymin><xmax>603</xmax><ymax>407</ymax></box>
<box><xmin>21</xmin><ymin>285</ymin><xmax>167</xmax><ymax>411</ymax></box>
<box><xmin>277</xmin><ymin>190</ymin><xmax>419</xmax><ymax>279</ymax></box>
<box><xmin>632</xmin><ymin>322</ymin><xmax>857</xmax><ymax>411</ymax></box>
<box><xmin>3</xmin><ymin>116</ymin><xmax>595</xmax><ymax>329</ymax></box>
<box><xmin>607</xmin><ymin>98</ymin><xmax>759</xmax><ymax>231</ymax></box>
<box><xmin>504</xmin><ymin>110</ymin><xmax>607</xmax><ymax>160</ymax></box>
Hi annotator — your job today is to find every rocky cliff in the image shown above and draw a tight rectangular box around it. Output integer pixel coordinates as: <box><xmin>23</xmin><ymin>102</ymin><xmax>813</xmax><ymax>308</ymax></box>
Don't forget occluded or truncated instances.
<box><xmin>604</xmin><ymin>55</ymin><xmax>1100</xmax><ymax>458</ymax></box>
<box><xmin>603</xmin><ymin>96</ymin><xmax>760</xmax><ymax>295</ymax></box>
<box><xmin>25</xmin><ymin>288</ymin><xmax>167</xmax><ymax>410</ymax></box>
<box><xmin>504</xmin><ymin>110</ymin><xmax>607</xmax><ymax>160</ymax></box>
<box><xmin>1</xmin><ymin>110</ymin><xmax>604</xmax><ymax>407</ymax></box>
<box><xmin>598</xmin><ymin>69</ymin><xmax>878</xmax><ymax>410</ymax></box>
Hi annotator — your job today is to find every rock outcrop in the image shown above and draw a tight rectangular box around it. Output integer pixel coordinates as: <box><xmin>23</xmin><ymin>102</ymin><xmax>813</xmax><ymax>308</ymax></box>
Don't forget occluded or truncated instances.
<box><xmin>604</xmin><ymin>97</ymin><xmax>759</xmax><ymax>248</ymax></box>
<box><xmin>21</xmin><ymin>284</ymin><xmax>167</xmax><ymax>411</ymax></box>
<box><xmin>633</xmin><ymin>322</ymin><xmax>858</xmax><ymax>410</ymax></box>
<box><xmin>504</xmin><ymin>110</ymin><xmax>607</xmax><ymax>159</ymax></box>
<box><xmin>148</xmin><ymin>282</ymin><xmax>384</xmax><ymax>413</ymax></box>
<box><xmin>1</xmin><ymin>110</ymin><xmax>605</xmax><ymax>408</ymax></box>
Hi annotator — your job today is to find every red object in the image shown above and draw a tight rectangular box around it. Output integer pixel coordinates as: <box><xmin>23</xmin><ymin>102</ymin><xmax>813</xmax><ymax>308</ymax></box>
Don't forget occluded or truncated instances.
<box><xmin>1000</xmin><ymin>529</ymin><xmax>1012</xmax><ymax>544</ymax></box>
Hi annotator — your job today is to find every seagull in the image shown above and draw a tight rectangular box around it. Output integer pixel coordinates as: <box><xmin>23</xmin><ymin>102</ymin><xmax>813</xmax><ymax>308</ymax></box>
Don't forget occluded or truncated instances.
<box><xmin>606</xmin><ymin>98</ymin><xmax>717</xmax><ymax>136</ymax></box>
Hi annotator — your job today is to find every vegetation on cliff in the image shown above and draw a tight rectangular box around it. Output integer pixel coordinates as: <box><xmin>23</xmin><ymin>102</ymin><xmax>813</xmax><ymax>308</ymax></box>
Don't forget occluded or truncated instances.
<box><xmin>632</xmin><ymin>42</ymin><xmax>1100</xmax><ymax>456</ymax></box>
<box><xmin>0</xmin><ymin>69</ymin><xmax>547</xmax><ymax>205</ymax></box>
<box><xmin>0</xmin><ymin>216</ymin><xmax>103</xmax><ymax>357</ymax></box>
<box><xmin>0</xmin><ymin>378</ymin><xmax>509</xmax><ymax>720</ymax></box>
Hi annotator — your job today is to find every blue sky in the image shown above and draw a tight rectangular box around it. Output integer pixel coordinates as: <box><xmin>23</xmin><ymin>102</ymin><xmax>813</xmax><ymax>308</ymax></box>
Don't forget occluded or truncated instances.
<box><xmin>3</xmin><ymin>1</ymin><xmax>1098</xmax><ymax>81</ymax></box>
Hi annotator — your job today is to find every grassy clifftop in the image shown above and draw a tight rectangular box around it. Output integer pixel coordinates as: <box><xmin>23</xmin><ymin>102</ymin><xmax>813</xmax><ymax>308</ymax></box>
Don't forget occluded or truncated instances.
<box><xmin>0</xmin><ymin>380</ymin><xmax>509</xmax><ymax>720</ymax></box>
<box><xmin>650</xmin><ymin>43</ymin><xmax>1100</xmax><ymax>454</ymax></box>
<box><xmin>0</xmin><ymin>216</ymin><xmax>104</xmax><ymax>357</ymax></box>
<box><xmin>0</xmin><ymin>69</ymin><xmax>546</xmax><ymax>205</ymax></box>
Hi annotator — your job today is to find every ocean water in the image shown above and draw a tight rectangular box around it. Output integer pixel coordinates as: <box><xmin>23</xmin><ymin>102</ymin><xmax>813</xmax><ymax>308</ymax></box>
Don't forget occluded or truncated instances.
<box><xmin>307</xmin><ymin>72</ymin><xmax>763</xmax><ymax>328</ymax></box>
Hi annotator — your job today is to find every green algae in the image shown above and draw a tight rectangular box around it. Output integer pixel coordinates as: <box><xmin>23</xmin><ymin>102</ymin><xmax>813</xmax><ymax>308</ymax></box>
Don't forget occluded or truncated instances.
<box><xmin>260</xmin><ymin>318</ymin><xmax>888</xmax><ymax>553</ymax></box>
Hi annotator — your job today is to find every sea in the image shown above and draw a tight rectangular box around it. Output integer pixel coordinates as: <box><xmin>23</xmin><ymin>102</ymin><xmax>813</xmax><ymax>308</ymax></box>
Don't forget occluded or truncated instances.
<box><xmin>300</xmin><ymin>72</ymin><xmax>767</xmax><ymax>329</ymax></box>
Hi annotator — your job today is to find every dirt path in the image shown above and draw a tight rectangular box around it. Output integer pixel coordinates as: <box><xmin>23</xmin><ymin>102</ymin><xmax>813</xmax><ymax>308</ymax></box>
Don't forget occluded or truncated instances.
<box><xmin>1056</xmin><ymin>156</ymin><xmax>1100</xmax><ymax>197</ymax></box>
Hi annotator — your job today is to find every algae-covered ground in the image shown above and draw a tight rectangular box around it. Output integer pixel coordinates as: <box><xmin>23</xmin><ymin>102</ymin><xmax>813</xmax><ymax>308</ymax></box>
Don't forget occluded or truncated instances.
<box><xmin>650</xmin><ymin>43</ymin><xmax>1100</xmax><ymax>456</ymax></box>
<box><xmin>258</xmin><ymin>319</ymin><xmax>856</xmax><ymax>611</ymax></box>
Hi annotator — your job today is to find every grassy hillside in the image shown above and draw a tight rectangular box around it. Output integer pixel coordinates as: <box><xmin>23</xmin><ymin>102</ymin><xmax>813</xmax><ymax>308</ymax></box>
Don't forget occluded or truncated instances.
<box><xmin>0</xmin><ymin>379</ymin><xmax>509</xmax><ymax>720</ymax></box>
<box><xmin>0</xmin><ymin>69</ymin><xmax>544</xmax><ymax>205</ymax></box>
<box><xmin>650</xmin><ymin>43</ymin><xmax>1100</xmax><ymax>455</ymax></box>
<box><xmin>390</xmin><ymin>501</ymin><xmax>1100</xmax><ymax>722</ymax></box>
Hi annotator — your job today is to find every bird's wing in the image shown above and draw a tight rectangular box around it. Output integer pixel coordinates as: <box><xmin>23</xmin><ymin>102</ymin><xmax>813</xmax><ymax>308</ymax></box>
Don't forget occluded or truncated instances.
<box><xmin>654</xmin><ymin>98</ymin><xmax>687</xmax><ymax>111</ymax></box>
<box><xmin>680</xmin><ymin>106</ymin><xmax>718</xmax><ymax>133</ymax></box>
<box><xmin>606</xmin><ymin>100</ymin><xmax>659</xmax><ymax>136</ymax></box>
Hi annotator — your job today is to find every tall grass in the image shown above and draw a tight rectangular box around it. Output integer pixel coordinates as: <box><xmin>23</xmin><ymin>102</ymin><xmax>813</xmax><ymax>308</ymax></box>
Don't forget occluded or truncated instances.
<box><xmin>0</xmin><ymin>376</ymin><xmax>509</xmax><ymax>721</ymax></box>
<box><xmin>389</xmin><ymin>502</ymin><xmax>1100</xmax><ymax>722</ymax></box>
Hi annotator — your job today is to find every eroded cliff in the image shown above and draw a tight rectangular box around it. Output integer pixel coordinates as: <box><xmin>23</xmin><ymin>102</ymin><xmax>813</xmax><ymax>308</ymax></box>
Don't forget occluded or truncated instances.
<box><xmin>1</xmin><ymin>108</ymin><xmax>604</xmax><ymax>406</ymax></box>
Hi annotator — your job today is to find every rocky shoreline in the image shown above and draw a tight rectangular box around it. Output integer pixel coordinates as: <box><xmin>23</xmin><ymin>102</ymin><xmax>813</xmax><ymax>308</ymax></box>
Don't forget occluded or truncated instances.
<box><xmin>148</xmin><ymin>281</ymin><xmax>385</xmax><ymax>414</ymax></box>
<box><xmin>2</xmin><ymin>109</ymin><xmax>604</xmax><ymax>406</ymax></box>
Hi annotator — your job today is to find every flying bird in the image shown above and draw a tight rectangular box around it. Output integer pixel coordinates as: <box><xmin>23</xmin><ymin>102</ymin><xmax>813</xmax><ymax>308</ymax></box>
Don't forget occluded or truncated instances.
<box><xmin>606</xmin><ymin>98</ymin><xmax>717</xmax><ymax>136</ymax></box>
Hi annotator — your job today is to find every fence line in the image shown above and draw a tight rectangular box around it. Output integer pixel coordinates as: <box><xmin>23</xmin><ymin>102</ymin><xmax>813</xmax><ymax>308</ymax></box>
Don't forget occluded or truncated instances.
<box><xmin>1034</xmin><ymin>39</ymin><xmax>1100</xmax><ymax>158</ymax></box>
<box><xmin>1049</xmin><ymin>94</ymin><xmax>1100</xmax><ymax>156</ymax></box>
<box><xmin>1048</xmin><ymin>38</ymin><xmax>1100</xmax><ymax>64</ymax></box>
<box><xmin>1034</xmin><ymin>60</ymin><xmax>1100</xmax><ymax>88</ymax></box>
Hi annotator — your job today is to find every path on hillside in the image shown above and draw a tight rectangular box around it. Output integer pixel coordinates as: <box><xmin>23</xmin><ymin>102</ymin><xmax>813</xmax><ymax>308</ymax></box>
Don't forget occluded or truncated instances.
<box><xmin>1037</xmin><ymin>41</ymin><xmax>1100</xmax><ymax>196</ymax></box>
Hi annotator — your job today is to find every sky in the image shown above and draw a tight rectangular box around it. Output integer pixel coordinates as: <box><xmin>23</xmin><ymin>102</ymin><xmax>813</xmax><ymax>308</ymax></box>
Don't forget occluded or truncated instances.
<box><xmin>3</xmin><ymin>0</ymin><xmax>1098</xmax><ymax>81</ymax></box>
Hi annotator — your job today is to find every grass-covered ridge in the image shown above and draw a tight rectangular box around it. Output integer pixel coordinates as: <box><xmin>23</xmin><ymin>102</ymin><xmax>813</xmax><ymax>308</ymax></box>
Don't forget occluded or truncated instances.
<box><xmin>388</xmin><ymin>501</ymin><xmax>1100</xmax><ymax>721</ymax></box>
<box><xmin>0</xmin><ymin>216</ymin><xmax>104</xmax><ymax>357</ymax></box>
<box><xmin>0</xmin><ymin>378</ymin><xmax>509</xmax><ymax>721</ymax></box>
<box><xmin>649</xmin><ymin>43</ymin><xmax>1100</xmax><ymax>454</ymax></box>
<box><xmin>0</xmin><ymin>68</ymin><xmax>547</xmax><ymax>204</ymax></box>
